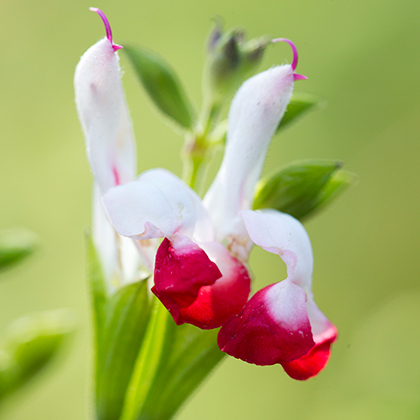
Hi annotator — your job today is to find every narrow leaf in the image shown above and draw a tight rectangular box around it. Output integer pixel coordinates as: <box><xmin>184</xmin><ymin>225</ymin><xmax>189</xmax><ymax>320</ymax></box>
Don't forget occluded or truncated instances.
<box><xmin>123</xmin><ymin>45</ymin><xmax>196</xmax><ymax>129</ymax></box>
<box><xmin>85</xmin><ymin>233</ymin><xmax>107</xmax><ymax>348</ymax></box>
<box><xmin>137</xmin><ymin>325</ymin><xmax>225</xmax><ymax>420</ymax></box>
<box><xmin>277</xmin><ymin>92</ymin><xmax>323</xmax><ymax>131</ymax></box>
<box><xmin>95</xmin><ymin>280</ymin><xmax>152</xmax><ymax>420</ymax></box>
<box><xmin>0</xmin><ymin>311</ymin><xmax>74</xmax><ymax>401</ymax></box>
<box><xmin>254</xmin><ymin>160</ymin><xmax>354</xmax><ymax>220</ymax></box>
<box><xmin>0</xmin><ymin>228</ymin><xmax>38</xmax><ymax>272</ymax></box>
<box><xmin>120</xmin><ymin>301</ymin><xmax>176</xmax><ymax>420</ymax></box>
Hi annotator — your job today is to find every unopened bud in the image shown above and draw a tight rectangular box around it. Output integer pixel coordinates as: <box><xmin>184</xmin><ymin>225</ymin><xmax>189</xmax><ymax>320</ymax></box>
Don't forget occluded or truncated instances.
<box><xmin>204</xmin><ymin>23</ymin><xmax>269</xmax><ymax>112</ymax></box>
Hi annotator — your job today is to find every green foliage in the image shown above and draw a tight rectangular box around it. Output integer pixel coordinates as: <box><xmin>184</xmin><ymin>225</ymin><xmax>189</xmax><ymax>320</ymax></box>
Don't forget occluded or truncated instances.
<box><xmin>134</xmin><ymin>323</ymin><xmax>224</xmax><ymax>420</ymax></box>
<box><xmin>0</xmin><ymin>228</ymin><xmax>38</xmax><ymax>272</ymax></box>
<box><xmin>0</xmin><ymin>311</ymin><xmax>74</xmax><ymax>401</ymax></box>
<box><xmin>121</xmin><ymin>304</ymin><xmax>224</xmax><ymax>420</ymax></box>
<box><xmin>123</xmin><ymin>45</ymin><xmax>196</xmax><ymax>130</ymax></box>
<box><xmin>86</xmin><ymin>234</ymin><xmax>152</xmax><ymax>420</ymax></box>
<box><xmin>86</xmin><ymin>234</ymin><xmax>107</xmax><ymax>351</ymax></box>
<box><xmin>254</xmin><ymin>160</ymin><xmax>355</xmax><ymax>220</ymax></box>
<box><xmin>277</xmin><ymin>92</ymin><xmax>323</xmax><ymax>132</ymax></box>
<box><xmin>87</xmin><ymin>235</ymin><xmax>225</xmax><ymax>420</ymax></box>
<box><xmin>96</xmin><ymin>281</ymin><xmax>152</xmax><ymax>420</ymax></box>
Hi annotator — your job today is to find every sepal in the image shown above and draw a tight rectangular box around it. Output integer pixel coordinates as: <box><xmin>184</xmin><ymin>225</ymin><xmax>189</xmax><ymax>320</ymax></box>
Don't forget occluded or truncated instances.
<box><xmin>123</xmin><ymin>45</ymin><xmax>196</xmax><ymax>129</ymax></box>
<box><xmin>253</xmin><ymin>160</ymin><xmax>355</xmax><ymax>221</ymax></box>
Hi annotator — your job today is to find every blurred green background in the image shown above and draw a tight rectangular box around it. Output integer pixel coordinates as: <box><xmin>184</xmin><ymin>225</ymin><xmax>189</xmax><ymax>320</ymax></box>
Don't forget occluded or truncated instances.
<box><xmin>0</xmin><ymin>0</ymin><xmax>419</xmax><ymax>419</ymax></box>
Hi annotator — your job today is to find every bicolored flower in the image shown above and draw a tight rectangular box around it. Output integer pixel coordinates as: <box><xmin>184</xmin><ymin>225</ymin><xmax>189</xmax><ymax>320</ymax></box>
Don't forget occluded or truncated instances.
<box><xmin>103</xmin><ymin>168</ymin><xmax>252</xmax><ymax>329</ymax></box>
<box><xmin>218</xmin><ymin>210</ymin><xmax>337</xmax><ymax>380</ymax></box>
<box><xmin>75</xmin><ymin>9</ymin><xmax>337</xmax><ymax>380</ymax></box>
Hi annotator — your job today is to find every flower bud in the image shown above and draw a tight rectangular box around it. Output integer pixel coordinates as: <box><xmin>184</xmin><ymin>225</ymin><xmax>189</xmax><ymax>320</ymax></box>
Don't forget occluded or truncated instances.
<box><xmin>203</xmin><ymin>22</ymin><xmax>269</xmax><ymax>111</ymax></box>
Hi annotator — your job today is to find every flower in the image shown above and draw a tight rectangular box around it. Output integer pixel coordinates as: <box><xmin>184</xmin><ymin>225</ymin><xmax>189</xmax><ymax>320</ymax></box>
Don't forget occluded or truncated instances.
<box><xmin>74</xmin><ymin>8</ymin><xmax>152</xmax><ymax>290</ymax></box>
<box><xmin>76</xmin><ymin>9</ymin><xmax>337</xmax><ymax>380</ymax></box>
<box><xmin>218</xmin><ymin>210</ymin><xmax>338</xmax><ymax>380</ymax></box>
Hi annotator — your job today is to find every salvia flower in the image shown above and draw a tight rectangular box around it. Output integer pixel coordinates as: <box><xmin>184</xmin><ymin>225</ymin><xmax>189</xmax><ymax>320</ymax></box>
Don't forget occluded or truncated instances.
<box><xmin>74</xmin><ymin>8</ymin><xmax>151</xmax><ymax>289</ymax></box>
<box><xmin>76</xmin><ymin>9</ymin><xmax>337</xmax><ymax>380</ymax></box>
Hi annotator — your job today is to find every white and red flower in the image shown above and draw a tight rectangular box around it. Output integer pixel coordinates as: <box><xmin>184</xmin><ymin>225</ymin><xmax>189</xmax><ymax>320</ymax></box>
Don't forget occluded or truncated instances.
<box><xmin>75</xmin><ymin>9</ymin><xmax>337</xmax><ymax>380</ymax></box>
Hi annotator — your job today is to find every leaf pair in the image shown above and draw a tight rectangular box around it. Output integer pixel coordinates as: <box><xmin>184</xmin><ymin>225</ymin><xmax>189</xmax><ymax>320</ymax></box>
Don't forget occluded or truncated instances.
<box><xmin>123</xmin><ymin>45</ymin><xmax>323</xmax><ymax>137</ymax></box>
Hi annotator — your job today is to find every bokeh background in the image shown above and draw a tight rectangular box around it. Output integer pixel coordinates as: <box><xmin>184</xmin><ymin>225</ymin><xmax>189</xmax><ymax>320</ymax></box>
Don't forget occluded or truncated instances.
<box><xmin>0</xmin><ymin>0</ymin><xmax>419</xmax><ymax>419</ymax></box>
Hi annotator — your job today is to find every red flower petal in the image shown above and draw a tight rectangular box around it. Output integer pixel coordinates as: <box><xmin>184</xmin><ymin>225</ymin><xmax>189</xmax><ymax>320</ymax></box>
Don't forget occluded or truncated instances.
<box><xmin>175</xmin><ymin>242</ymin><xmax>251</xmax><ymax>329</ymax></box>
<box><xmin>218</xmin><ymin>280</ymin><xmax>315</xmax><ymax>365</ymax></box>
<box><xmin>281</xmin><ymin>324</ymin><xmax>337</xmax><ymax>380</ymax></box>
<box><xmin>152</xmin><ymin>237</ymin><xmax>222</xmax><ymax>323</ymax></box>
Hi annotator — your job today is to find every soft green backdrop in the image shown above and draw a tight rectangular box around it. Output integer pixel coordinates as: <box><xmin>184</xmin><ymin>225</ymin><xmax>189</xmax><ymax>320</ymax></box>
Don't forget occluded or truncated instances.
<box><xmin>0</xmin><ymin>0</ymin><xmax>419</xmax><ymax>419</ymax></box>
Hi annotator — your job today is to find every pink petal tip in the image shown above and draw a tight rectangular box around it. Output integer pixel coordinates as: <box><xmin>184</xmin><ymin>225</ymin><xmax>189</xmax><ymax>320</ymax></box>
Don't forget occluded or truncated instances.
<box><xmin>90</xmin><ymin>7</ymin><xmax>122</xmax><ymax>52</ymax></box>
<box><xmin>294</xmin><ymin>73</ymin><xmax>308</xmax><ymax>81</ymax></box>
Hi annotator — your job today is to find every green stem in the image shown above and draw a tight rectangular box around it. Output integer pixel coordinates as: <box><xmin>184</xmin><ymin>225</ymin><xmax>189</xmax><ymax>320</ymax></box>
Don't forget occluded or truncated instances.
<box><xmin>182</xmin><ymin>102</ymin><xmax>221</xmax><ymax>191</ymax></box>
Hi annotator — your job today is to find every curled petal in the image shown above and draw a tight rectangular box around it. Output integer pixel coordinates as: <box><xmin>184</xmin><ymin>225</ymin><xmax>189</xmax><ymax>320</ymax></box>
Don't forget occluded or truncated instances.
<box><xmin>173</xmin><ymin>241</ymin><xmax>251</xmax><ymax>329</ymax></box>
<box><xmin>103</xmin><ymin>169</ymin><xmax>213</xmax><ymax>241</ymax></box>
<box><xmin>152</xmin><ymin>237</ymin><xmax>222</xmax><ymax>323</ymax></box>
<box><xmin>242</xmin><ymin>209</ymin><xmax>313</xmax><ymax>288</ymax></box>
<box><xmin>218</xmin><ymin>280</ymin><xmax>314</xmax><ymax>365</ymax></box>
<box><xmin>204</xmin><ymin>65</ymin><xmax>294</xmax><ymax>245</ymax></box>
<box><xmin>75</xmin><ymin>38</ymin><xmax>136</xmax><ymax>193</ymax></box>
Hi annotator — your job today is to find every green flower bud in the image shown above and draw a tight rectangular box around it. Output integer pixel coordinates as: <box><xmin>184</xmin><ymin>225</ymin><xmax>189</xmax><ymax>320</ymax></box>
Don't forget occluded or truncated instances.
<box><xmin>203</xmin><ymin>22</ymin><xmax>269</xmax><ymax>116</ymax></box>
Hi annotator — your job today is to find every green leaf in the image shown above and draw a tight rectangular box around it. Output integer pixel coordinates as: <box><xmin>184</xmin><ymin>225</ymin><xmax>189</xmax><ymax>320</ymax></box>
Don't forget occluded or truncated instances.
<box><xmin>254</xmin><ymin>160</ymin><xmax>355</xmax><ymax>221</ymax></box>
<box><xmin>95</xmin><ymin>280</ymin><xmax>152</xmax><ymax>420</ymax></box>
<box><xmin>0</xmin><ymin>228</ymin><xmax>38</xmax><ymax>272</ymax></box>
<box><xmin>123</xmin><ymin>45</ymin><xmax>197</xmax><ymax>129</ymax></box>
<box><xmin>277</xmin><ymin>92</ymin><xmax>323</xmax><ymax>132</ymax></box>
<box><xmin>120</xmin><ymin>301</ymin><xmax>176</xmax><ymax>420</ymax></box>
<box><xmin>136</xmin><ymin>325</ymin><xmax>224</xmax><ymax>420</ymax></box>
<box><xmin>85</xmin><ymin>233</ymin><xmax>107</xmax><ymax>349</ymax></box>
<box><xmin>120</xmin><ymin>303</ymin><xmax>224</xmax><ymax>420</ymax></box>
<box><xmin>0</xmin><ymin>310</ymin><xmax>75</xmax><ymax>401</ymax></box>
<box><xmin>315</xmin><ymin>170</ymin><xmax>356</xmax><ymax>212</ymax></box>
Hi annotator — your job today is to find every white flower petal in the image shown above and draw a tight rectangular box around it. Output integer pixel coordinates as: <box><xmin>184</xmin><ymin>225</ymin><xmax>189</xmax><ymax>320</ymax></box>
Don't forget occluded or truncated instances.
<box><xmin>204</xmin><ymin>66</ymin><xmax>294</xmax><ymax>243</ymax></box>
<box><xmin>242</xmin><ymin>209</ymin><xmax>313</xmax><ymax>288</ymax></box>
<box><xmin>75</xmin><ymin>38</ymin><xmax>136</xmax><ymax>193</ymax></box>
<box><xmin>92</xmin><ymin>182</ymin><xmax>119</xmax><ymax>285</ymax></box>
<box><xmin>103</xmin><ymin>169</ymin><xmax>213</xmax><ymax>241</ymax></box>
<box><xmin>305</xmin><ymin>293</ymin><xmax>337</xmax><ymax>343</ymax></box>
<box><xmin>93</xmin><ymin>183</ymin><xmax>144</xmax><ymax>291</ymax></box>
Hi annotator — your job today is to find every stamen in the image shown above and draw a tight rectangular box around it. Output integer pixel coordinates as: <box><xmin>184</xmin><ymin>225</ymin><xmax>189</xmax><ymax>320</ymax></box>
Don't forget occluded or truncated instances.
<box><xmin>90</xmin><ymin>7</ymin><xmax>123</xmax><ymax>52</ymax></box>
